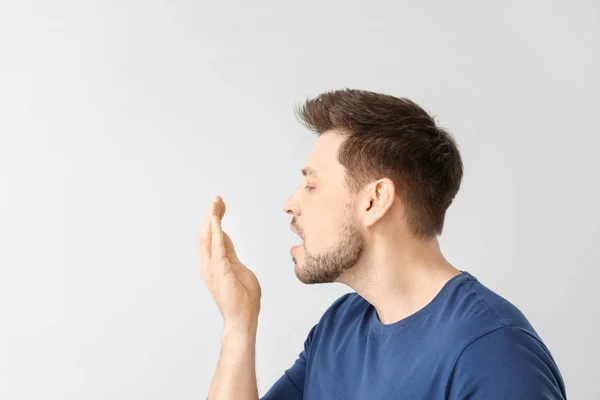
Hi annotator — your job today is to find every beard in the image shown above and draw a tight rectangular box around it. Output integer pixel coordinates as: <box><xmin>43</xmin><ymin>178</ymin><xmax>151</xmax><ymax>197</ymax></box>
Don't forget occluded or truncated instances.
<box><xmin>293</xmin><ymin>203</ymin><xmax>365</xmax><ymax>284</ymax></box>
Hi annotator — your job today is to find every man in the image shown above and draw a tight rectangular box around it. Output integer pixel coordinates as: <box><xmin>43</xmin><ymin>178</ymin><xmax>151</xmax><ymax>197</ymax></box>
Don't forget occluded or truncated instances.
<box><xmin>199</xmin><ymin>89</ymin><xmax>566</xmax><ymax>399</ymax></box>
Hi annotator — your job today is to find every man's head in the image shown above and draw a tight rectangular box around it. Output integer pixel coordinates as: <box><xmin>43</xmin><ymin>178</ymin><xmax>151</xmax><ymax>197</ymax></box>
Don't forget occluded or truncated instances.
<box><xmin>283</xmin><ymin>89</ymin><xmax>463</xmax><ymax>285</ymax></box>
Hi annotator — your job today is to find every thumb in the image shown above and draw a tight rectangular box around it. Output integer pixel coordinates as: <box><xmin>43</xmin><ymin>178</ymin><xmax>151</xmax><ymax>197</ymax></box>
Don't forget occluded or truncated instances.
<box><xmin>222</xmin><ymin>231</ymin><xmax>242</xmax><ymax>264</ymax></box>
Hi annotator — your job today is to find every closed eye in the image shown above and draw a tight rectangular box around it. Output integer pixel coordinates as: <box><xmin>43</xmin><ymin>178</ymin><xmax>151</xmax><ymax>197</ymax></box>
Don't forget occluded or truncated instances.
<box><xmin>304</xmin><ymin>186</ymin><xmax>315</xmax><ymax>192</ymax></box>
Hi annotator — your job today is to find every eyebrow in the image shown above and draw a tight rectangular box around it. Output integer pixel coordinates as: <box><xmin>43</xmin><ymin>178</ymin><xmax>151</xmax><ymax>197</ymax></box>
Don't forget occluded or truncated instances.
<box><xmin>301</xmin><ymin>167</ymin><xmax>319</xmax><ymax>179</ymax></box>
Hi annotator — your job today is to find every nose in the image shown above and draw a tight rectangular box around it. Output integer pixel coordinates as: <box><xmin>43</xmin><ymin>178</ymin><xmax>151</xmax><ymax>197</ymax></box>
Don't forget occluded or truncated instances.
<box><xmin>283</xmin><ymin>190</ymin><xmax>299</xmax><ymax>217</ymax></box>
<box><xmin>283</xmin><ymin>196</ymin><xmax>295</xmax><ymax>216</ymax></box>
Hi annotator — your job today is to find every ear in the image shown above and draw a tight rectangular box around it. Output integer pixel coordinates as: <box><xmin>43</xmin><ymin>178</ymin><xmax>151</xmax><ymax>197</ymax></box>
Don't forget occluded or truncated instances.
<box><xmin>363</xmin><ymin>178</ymin><xmax>396</xmax><ymax>227</ymax></box>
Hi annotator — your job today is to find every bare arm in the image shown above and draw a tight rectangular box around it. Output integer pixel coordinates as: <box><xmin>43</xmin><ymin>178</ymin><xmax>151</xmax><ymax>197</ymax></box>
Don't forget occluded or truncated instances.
<box><xmin>207</xmin><ymin>321</ymin><xmax>259</xmax><ymax>400</ymax></box>
<box><xmin>199</xmin><ymin>197</ymin><xmax>262</xmax><ymax>400</ymax></box>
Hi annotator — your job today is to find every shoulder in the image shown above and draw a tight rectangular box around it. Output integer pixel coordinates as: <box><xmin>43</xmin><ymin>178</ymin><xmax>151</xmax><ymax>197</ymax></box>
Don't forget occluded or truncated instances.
<box><xmin>443</xmin><ymin>273</ymin><xmax>566</xmax><ymax>398</ymax></box>
<box><xmin>456</xmin><ymin>326</ymin><xmax>556</xmax><ymax>368</ymax></box>
<box><xmin>441</xmin><ymin>273</ymin><xmax>541</xmax><ymax>343</ymax></box>
<box><xmin>447</xmin><ymin>326</ymin><xmax>566</xmax><ymax>399</ymax></box>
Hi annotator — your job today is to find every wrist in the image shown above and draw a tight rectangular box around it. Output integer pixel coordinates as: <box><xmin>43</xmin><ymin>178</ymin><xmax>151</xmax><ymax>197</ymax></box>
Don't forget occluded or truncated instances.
<box><xmin>222</xmin><ymin>327</ymin><xmax>257</xmax><ymax>353</ymax></box>
<box><xmin>223</xmin><ymin>318</ymin><xmax>258</xmax><ymax>338</ymax></box>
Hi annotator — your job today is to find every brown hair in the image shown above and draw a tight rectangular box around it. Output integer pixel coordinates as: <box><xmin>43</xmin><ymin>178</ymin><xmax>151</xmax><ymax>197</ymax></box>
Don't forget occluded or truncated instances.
<box><xmin>295</xmin><ymin>88</ymin><xmax>463</xmax><ymax>240</ymax></box>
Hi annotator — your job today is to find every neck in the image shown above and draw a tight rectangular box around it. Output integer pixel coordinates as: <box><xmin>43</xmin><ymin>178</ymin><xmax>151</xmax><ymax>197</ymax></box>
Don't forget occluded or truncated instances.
<box><xmin>337</xmin><ymin>235</ymin><xmax>461</xmax><ymax>325</ymax></box>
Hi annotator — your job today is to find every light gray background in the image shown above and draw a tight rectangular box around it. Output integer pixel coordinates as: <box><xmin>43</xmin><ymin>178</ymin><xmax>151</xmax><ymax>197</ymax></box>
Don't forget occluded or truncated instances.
<box><xmin>1</xmin><ymin>1</ymin><xmax>598</xmax><ymax>399</ymax></box>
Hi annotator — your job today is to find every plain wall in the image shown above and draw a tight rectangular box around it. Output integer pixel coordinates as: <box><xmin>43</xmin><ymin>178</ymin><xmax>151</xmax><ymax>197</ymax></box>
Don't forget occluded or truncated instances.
<box><xmin>1</xmin><ymin>0</ymin><xmax>598</xmax><ymax>398</ymax></box>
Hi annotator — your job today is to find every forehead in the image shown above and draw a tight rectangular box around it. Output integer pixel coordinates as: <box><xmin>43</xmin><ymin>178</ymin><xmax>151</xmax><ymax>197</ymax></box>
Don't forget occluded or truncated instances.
<box><xmin>304</xmin><ymin>132</ymin><xmax>346</xmax><ymax>179</ymax></box>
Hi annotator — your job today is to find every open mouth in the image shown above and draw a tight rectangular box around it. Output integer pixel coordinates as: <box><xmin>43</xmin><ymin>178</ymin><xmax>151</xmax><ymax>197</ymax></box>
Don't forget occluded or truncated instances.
<box><xmin>290</xmin><ymin>227</ymin><xmax>304</xmax><ymax>254</ymax></box>
<box><xmin>291</xmin><ymin>235</ymin><xmax>304</xmax><ymax>254</ymax></box>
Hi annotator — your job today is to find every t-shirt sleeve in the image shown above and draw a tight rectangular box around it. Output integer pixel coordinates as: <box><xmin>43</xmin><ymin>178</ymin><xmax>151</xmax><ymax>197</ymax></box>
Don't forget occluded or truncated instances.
<box><xmin>260</xmin><ymin>324</ymin><xmax>317</xmax><ymax>400</ymax></box>
<box><xmin>447</xmin><ymin>326</ymin><xmax>566</xmax><ymax>399</ymax></box>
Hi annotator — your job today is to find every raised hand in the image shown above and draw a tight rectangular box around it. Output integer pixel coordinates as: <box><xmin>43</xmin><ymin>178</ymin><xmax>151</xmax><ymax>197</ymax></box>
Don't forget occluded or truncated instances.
<box><xmin>199</xmin><ymin>196</ymin><xmax>261</xmax><ymax>327</ymax></box>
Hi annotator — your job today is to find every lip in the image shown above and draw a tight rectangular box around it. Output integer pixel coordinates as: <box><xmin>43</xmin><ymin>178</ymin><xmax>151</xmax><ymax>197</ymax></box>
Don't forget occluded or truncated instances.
<box><xmin>291</xmin><ymin>226</ymin><xmax>304</xmax><ymax>241</ymax></box>
<box><xmin>290</xmin><ymin>225</ymin><xmax>300</xmax><ymax>236</ymax></box>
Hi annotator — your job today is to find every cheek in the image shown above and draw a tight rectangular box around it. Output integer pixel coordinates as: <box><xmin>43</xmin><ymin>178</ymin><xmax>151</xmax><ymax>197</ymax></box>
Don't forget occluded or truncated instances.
<box><xmin>307</xmin><ymin>223</ymin><xmax>338</xmax><ymax>249</ymax></box>
<box><xmin>304</xmin><ymin>199</ymin><xmax>346</xmax><ymax>244</ymax></box>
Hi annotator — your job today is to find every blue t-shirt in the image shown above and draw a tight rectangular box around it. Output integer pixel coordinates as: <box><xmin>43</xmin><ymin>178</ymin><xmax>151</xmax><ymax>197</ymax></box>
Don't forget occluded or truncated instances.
<box><xmin>261</xmin><ymin>271</ymin><xmax>566</xmax><ymax>399</ymax></box>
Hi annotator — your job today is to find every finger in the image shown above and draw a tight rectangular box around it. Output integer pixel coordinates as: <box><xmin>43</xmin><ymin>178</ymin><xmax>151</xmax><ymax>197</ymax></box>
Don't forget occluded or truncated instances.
<box><xmin>199</xmin><ymin>202</ymin><xmax>217</xmax><ymax>267</ymax></box>
<box><xmin>213</xmin><ymin>198</ymin><xmax>240</xmax><ymax>264</ymax></box>
<box><xmin>211</xmin><ymin>214</ymin><xmax>226</xmax><ymax>264</ymax></box>
<box><xmin>219</xmin><ymin>197</ymin><xmax>226</xmax><ymax>219</ymax></box>
<box><xmin>215</xmin><ymin>196</ymin><xmax>226</xmax><ymax>219</ymax></box>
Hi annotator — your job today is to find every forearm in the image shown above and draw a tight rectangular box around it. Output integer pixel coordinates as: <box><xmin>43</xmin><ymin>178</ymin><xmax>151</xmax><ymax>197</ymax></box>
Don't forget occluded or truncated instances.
<box><xmin>207</xmin><ymin>321</ymin><xmax>259</xmax><ymax>400</ymax></box>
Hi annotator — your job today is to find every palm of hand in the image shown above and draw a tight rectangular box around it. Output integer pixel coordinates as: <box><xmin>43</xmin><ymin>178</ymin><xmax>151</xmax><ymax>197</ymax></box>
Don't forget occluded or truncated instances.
<box><xmin>199</xmin><ymin>197</ymin><xmax>261</xmax><ymax>325</ymax></box>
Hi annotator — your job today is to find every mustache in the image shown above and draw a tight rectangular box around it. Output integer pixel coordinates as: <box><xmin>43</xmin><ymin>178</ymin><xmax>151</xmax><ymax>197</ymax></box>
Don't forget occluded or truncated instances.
<box><xmin>291</xmin><ymin>221</ymin><xmax>303</xmax><ymax>237</ymax></box>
